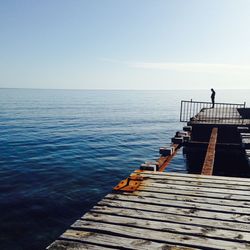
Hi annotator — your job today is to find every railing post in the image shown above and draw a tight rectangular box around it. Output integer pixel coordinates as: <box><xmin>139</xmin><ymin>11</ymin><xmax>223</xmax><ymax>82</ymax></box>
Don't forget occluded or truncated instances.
<box><xmin>180</xmin><ymin>101</ymin><xmax>183</xmax><ymax>122</ymax></box>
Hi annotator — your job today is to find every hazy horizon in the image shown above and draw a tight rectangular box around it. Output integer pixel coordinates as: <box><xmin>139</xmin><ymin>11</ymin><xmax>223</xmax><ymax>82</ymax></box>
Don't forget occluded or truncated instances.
<box><xmin>2</xmin><ymin>87</ymin><xmax>250</xmax><ymax>91</ymax></box>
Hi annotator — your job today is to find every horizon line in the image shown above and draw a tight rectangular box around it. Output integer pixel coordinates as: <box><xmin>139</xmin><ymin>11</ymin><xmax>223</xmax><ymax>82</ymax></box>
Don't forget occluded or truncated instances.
<box><xmin>1</xmin><ymin>87</ymin><xmax>250</xmax><ymax>91</ymax></box>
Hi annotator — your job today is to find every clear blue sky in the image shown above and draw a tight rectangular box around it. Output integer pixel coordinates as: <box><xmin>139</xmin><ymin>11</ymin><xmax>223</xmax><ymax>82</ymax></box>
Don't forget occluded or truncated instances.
<box><xmin>1</xmin><ymin>0</ymin><xmax>250</xmax><ymax>90</ymax></box>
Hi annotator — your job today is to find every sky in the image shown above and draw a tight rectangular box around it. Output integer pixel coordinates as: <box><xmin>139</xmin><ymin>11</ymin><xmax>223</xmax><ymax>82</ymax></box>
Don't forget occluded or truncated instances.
<box><xmin>1</xmin><ymin>0</ymin><xmax>250</xmax><ymax>90</ymax></box>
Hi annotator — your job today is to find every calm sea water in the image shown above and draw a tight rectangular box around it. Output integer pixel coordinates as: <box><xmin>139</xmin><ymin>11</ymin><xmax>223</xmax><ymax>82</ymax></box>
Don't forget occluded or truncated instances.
<box><xmin>1</xmin><ymin>89</ymin><xmax>250</xmax><ymax>250</ymax></box>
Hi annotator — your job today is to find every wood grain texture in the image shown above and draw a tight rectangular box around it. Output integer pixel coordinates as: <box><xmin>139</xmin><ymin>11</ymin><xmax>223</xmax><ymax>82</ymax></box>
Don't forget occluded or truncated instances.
<box><xmin>47</xmin><ymin>172</ymin><xmax>250</xmax><ymax>250</ymax></box>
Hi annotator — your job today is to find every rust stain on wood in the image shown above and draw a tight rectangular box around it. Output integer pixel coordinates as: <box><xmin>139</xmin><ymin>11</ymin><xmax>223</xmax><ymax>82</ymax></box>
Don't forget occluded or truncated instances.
<box><xmin>158</xmin><ymin>144</ymin><xmax>180</xmax><ymax>172</ymax></box>
<box><xmin>113</xmin><ymin>174</ymin><xmax>144</xmax><ymax>192</ymax></box>
<box><xmin>201</xmin><ymin>127</ymin><xmax>218</xmax><ymax>175</ymax></box>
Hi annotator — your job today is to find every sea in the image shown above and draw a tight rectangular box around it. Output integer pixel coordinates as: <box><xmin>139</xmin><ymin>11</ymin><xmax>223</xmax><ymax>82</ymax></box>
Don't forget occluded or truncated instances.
<box><xmin>1</xmin><ymin>88</ymin><xmax>250</xmax><ymax>250</ymax></box>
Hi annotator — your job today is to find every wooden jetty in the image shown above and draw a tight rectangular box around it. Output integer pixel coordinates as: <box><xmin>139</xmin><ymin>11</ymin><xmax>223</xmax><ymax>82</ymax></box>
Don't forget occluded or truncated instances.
<box><xmin>48</xmin><ymin>171</ymin><xmax>250</xmax><ymax>250</ymax></box>
<box><xmin>181</xmin><ymin>101</ymin><xmax>250</xmax><ymax>176</ymax></box>
<box><xmin>47</xmin><ymin>101</ymin><xmax>250</xmax><ymax>250</ymax></box>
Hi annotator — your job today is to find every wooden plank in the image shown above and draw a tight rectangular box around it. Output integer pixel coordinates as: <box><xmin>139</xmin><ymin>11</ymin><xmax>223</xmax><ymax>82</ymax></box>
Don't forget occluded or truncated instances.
<box><xmin>138</xmin><ymin>181</ymin><xmax>250</xmax><ymax>196</ymax></box>
<box><xmin>135</xmin><ymin>171</ymin><xmax>250</xmax><ymax>183</ymax></box>
<box><xmin>139</xmin><ymin>185</ymin><xmax>250</xmax><ymax>202</ymax></box>
<box><xmin>105</xmin><ymin>193</ymin><xmax>250</xmax><ymax>215</ymax></box>
<box><xmin>55</xmin><ymin>230</ymin><xmax>196</xmax><ymax>250</ymax></box>
<box><xmin>134</xmin><ymin>170</ymin><xmax>250</xmax><ymax>184</ymax></box>
<box><xmin>201</xmin><ymin>127</ymin><xmax>218</xmax><ymax>175</ymax></box>
<box><xmin>47</xmin><ymin>239</ymin><xmax>117</xmax><ymax>250</ymax></box>
<box><xmin>71</xmin><ymin>220</ymin><xmax>250</xmax><ymax>250</ymax></box>
<box><xmin>98</xmin><ymin>199</ymin><xmax>250</xmax><ymax>223</ymax></box>
<box><xmin>91</xmin><ymin>205</ymin><xmax>250</xmax><ymax>232</ymax></box>
<box><xmin>81</xmin><ymin>212</ymin><xmax>250</xmax><ymax>242</ymax></box>
<box><xmin>138</xmin><ymin>172</ymin><xmax>250</xmax><ymax>186</ymax></box>
<box><xmin>133</xmin><ymin>190</ymin><xmax>250</xmax><ymax>208</ymax></box>
<box><xmin>142</xmin><ymin>178</ymin><xmax>250</xmax><ymax>191</ymax></box>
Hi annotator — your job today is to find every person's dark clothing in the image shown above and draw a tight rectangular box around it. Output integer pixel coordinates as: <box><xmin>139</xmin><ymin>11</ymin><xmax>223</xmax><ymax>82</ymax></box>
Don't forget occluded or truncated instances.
<box><xmin>211</xmin><ymin>89</ymin><xmax>215</xmax><ymax>108</ymax></box>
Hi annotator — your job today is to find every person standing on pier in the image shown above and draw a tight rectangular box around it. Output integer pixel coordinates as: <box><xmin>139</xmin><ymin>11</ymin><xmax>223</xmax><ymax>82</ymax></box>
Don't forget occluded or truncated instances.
<box><xmin>211</xmin><ymin>88</ymin><xmax>216</xmax><ymax>108</ymax></box>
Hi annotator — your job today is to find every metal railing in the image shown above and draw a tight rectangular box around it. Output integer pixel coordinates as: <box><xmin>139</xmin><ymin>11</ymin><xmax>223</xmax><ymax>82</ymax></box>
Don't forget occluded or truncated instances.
<box><xmin>180</xmin><ymin>100</ymin><xmax>246</xmax><ymax>123</ymax></box>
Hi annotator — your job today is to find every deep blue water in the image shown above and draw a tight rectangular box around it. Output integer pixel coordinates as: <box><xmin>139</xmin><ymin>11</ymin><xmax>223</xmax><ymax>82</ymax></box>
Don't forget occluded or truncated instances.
<box><xmin>0</xmin><ymin>89</ymin><xmax>249</xmax><ymax>250</ymax></box>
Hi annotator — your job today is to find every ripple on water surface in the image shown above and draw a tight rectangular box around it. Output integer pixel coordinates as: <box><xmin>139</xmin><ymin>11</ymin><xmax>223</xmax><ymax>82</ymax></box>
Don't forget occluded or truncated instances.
<box><xmin>2</xmin><ymin>89</ymin><xmax>249</xmax><ymax>249</ymax></box>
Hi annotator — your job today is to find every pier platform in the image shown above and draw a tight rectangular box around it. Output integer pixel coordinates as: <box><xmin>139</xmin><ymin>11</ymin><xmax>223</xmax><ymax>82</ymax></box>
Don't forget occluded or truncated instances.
<box><xmin>48</xmin><ymin>101</ymin><xmax>250</xmax><ymax>249</ymax></box>
<box><xmin>47</xmin><ymin>171</ymin><xmax>250</xmax><ymax>250</ymax></box>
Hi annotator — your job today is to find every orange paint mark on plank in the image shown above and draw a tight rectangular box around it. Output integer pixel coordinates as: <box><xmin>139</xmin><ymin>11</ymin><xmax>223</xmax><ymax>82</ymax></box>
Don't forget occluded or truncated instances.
<box><xmin>201</xmin><ymin>127</ymin><xmax>218</xmax><ymax>175</ymax></box>
<box><xmin>113</xmin><ymin>174</ymin><xmax>144</xmax><ymax>192</ymax></box>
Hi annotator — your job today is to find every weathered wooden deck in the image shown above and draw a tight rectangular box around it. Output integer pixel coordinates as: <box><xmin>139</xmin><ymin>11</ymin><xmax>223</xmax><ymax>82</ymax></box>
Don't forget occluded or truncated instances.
<box><xmin>189</xmin><ymin>107</ymin><xmax>250</xmax><ymax>125</ymax></box>
<box><xmin>47</xmin><ymin>171</ymin><xmax>250</xmax><ymax>250</ymax></box>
